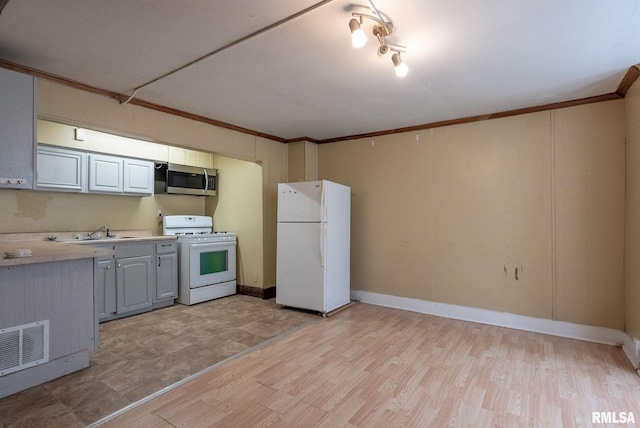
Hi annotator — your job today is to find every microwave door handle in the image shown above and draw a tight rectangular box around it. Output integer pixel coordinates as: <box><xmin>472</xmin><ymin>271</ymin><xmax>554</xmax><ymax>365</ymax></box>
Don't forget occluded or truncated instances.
<box><xmin>203</xmin><ymin>169</ymin><xmax>209</xmax><ymax>192</ymax></box>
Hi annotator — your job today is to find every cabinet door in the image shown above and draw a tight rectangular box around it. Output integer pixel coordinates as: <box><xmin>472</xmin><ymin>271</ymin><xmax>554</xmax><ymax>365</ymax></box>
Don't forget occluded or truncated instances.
<box><xmin>89</xmin><ymin>154</ymin><xmax>123</xmax><ymax>193</ymax></box>
<box><xmin>95</xmin><ymin>257</ymin><xmax>116</xmax><ymax>320</ymax></box>
<box><xmin>36</xmin><ymin>145</ymin><xmax>87</xmax><ymax>192</ymax></box>
<box><xmin>0</xmin><ymin>68</ymin><xmax>35</xmax><ymax>189</ymax></box>
<box><xmin>123</xmin><ymin>158</ymin><xmax>154</xmax><ymax>195</ymax></box>
<box><xmin>116</xmin><ymin>255</ymin><xmax>153</xmax><ymax>313</ymax></box>
<box><xmin>156</xmin><ymin>252</ymin><xmax>178</xmax><ymax>301</ymax></box>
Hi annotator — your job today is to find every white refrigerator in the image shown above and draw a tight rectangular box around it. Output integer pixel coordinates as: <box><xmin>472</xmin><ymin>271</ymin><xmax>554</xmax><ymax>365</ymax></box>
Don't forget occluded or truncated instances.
<box><xmin>276</xmin><ymin>180</ymin><xmax>351</xmax><ymax>314</ymax></box>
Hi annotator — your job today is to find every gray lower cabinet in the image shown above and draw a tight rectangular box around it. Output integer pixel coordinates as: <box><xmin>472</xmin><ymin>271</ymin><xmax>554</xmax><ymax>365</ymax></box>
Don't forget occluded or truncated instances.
<box><xmin>115</xmin><ymin>243</ymin><xmax>154</xmax><ymax>314</ymax></box>
<box><xmin>95</xmin><ymin>256</ymin><xmax>116</xmax><ymax>319</ymax></box>
<box><xmin>155</xmin><ymin>242</ymin><xmax>178</xmax><ymax>302</ymax></box>
<box><xmin>116</xmin><ymin>255</ymin><xmax>153</xmax><ymax>313</ymax></box>
<box><xmin>95</xmin><ymin>240</ymin><xmax>176</xmax><ymax>322</ymax></box>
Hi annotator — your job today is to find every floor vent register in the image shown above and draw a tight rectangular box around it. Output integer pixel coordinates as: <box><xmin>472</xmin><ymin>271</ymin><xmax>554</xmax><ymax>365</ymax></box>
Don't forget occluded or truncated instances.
<box><xmin>0</xmin><ymin>320</ymin><xmax>49</xmax><ymax>376</ymax></box>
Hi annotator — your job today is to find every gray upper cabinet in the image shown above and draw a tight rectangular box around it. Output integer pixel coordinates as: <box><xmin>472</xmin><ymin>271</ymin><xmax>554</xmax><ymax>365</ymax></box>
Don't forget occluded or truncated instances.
<box><xmin>123</xmin><ymin>158</ymin><xmax>154</xmax><ymax>195</ymax></box>
<box><xmin>36</xmin><ymin>145</ymin><xmax>87</xmax><ymax>192</ymax></box>
<box><xmin>89</xmin><ymin>153</ymin><xmax>154</xmax><ymax>195</ymax></box>
<box><xmin>89</xmin><ymin>153</ymin><xmax>123</xmax><ymax>193</ymax></box>
<box><xmin>35</xmin><ymin>148</ymin><xmax>153</xmax><ymax>196</ymax></box>
<box><xmin>0</xmin><ymin>68</ymin><xmax>36</xmax><ymax>189</ymax></box>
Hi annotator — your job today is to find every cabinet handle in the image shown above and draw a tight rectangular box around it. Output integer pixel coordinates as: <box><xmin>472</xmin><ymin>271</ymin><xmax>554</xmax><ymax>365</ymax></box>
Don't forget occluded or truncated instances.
<box><xmin>117</xmin><ymin>263</ymin><xmax>122</xmax><ymax>268</ymax></box>
<box><xmin>106</xmin><ymin>265</ymin><xmax>111</xmax><ymax>270</ymax></box>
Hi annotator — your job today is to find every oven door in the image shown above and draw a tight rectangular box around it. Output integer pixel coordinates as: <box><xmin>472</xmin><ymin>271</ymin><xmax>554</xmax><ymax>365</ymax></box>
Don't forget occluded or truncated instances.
<box><xmin>188</xmin><ymin>241</ymin><xmax>236</xmax><ymax>288</ymax></box>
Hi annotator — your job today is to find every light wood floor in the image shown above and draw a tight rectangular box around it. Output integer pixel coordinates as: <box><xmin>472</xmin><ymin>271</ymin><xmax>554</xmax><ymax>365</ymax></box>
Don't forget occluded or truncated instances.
<box><xmin>96</xmin><ymin>302</ymin><xmax>640</xmax><ymax>427</ymax></box>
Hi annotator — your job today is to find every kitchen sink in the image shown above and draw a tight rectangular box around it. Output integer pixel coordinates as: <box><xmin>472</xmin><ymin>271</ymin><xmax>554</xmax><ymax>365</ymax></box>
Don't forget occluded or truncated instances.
<box><xmin>56</xmin><ymin>235</ymin><xmax>138</xmax><ymax>243</ymax></box>
<box><xmin>56</xmin><ymin>237</ymin><xmax>107</xmax><ymax>243</ymax></box>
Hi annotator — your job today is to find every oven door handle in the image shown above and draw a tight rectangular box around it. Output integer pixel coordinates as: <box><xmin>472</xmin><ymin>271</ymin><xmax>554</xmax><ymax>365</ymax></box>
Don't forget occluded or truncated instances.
<box><xmin>189</xmin><ymin>242</ymin><xmax>229</xmax><ymax>250</ymax></box>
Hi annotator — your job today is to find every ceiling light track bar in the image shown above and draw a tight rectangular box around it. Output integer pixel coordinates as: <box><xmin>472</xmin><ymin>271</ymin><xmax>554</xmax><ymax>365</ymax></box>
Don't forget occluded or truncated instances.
<box><xmin>120</xmin><ymin>0</ymin><xmax>335</xmax><ymax>104</ymax></box>
<box><xmin>351</xmin><ymin>12</ymin><xmax>387</xmax><ymax>28</ymax></box>
<box><xmin>350</xmin><ymin>13</ymin><xmax>404</xmax><ymax>53</ymax></box>
<box><xmin>367</xmin><ymin>0</ymin><xmax>384</xmax><ymax>22</ymax></box>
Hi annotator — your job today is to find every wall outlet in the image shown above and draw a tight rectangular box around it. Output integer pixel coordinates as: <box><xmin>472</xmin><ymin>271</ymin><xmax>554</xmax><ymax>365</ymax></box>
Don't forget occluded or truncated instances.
<box><xmin>0</xmin><ymin>177</ymin><xmax>26</xmax><ymax>185</ymax></box>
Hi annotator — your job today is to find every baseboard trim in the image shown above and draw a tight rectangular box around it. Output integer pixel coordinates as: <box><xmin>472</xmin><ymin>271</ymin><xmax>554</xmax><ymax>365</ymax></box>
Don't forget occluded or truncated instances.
<box><xmin>351</xmin><ymin>289</ymin><xmax>639</xmax><ymax>370</ymax></box>
<box><xmin>237</xmin><ymin>284</ymin><xmax>276</xmax><ymax>300</ymax></box>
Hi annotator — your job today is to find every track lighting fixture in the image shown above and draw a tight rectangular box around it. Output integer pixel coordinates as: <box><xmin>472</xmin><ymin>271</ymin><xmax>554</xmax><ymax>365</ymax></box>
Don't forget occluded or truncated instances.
<box><xmin>349</xmin><ymin>18</ymin><xmax>367</xmax><ymax>48</ymax></box>
<box><xmin>392</xmin><ymin>53</ymin><xmax>408</xmax><ymax>77</ymax></box>
<box><xmin>347</xmin><ymin>4</ymin><xmax>408</xmax><ymax>77</ymax></box>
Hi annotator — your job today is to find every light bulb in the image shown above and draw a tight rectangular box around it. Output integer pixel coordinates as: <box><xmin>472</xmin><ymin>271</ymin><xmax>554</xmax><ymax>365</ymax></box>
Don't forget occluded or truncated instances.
<box><xmin>392</xmin><ymin>53</ymin><xmax>409</xmax><ymax>77</ymax></box>
<box><xmin>349</xmin><ymin>19</ymin><xmax>367</xmax><ymax>48</ymax></box>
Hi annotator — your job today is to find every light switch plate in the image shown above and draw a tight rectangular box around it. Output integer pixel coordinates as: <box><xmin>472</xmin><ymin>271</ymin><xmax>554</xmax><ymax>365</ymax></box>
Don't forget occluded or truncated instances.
<box><xmin>74</xmin><ymin>128</ymin><xmax>86</xmax><ymax>141</ymax></box>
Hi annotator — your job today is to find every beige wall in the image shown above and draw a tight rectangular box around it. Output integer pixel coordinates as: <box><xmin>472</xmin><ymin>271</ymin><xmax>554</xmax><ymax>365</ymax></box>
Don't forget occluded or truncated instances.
<box><xmin>37</xmin><ymin>119</ymin><xmax>169</xmax><ymax>161</ymax></box>
<box><xmin>625</xmin><ymin>80</ymin><xmax>640</xmax><ymax>338</ymax></box>
<box><xmin>553</xmin><ymin>102</ymin><xmax>625</xmax><ymax>329</ymax></box>
<box><xmin>2</xmin><ymin>75</ymin><xmax>634</xmax><ymax>323</ymax></box>
<box><xmin>0</xmin><ymin>188</ymin><xmax>203</xmax><ymax>235</ymax></box>
<box><xmin>0</xmin><ymin>79</ymin><xmax>288</xmax><ymax>289</ymax></box>
<box><xmin>257</xmin><ymin>136</ymin><xmax>288</xmax><ymax>288</ymax></box>
<box><xmin>319</xmin><ymin>100</ymin><xmax>626</xmax><ymax>330</ymax></box>
<box><xmin>287</xmin><ymin>142</ymin><xmax>306</xmax><ymax>182</ymax></box>
<box><xmin>210</xmin><ymin>156</ymin><xmax>263</xmax><ymax>287</ymax></box>
<box><xmin>287</xmin><ymin>141</ymin><xmax>318</xmax><ymax>182</ymax></box>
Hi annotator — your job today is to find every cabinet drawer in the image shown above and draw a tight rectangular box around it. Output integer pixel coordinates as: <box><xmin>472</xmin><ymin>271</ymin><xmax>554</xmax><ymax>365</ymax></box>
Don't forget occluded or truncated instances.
<box><xmin>115</xmin><ymin>243</ymin><xmax>153</xmax><ymax>258</ymax></box>
<box><xmin>156</xmin><ymin>241</ymin><xmax>177</xmax><ymax>254</ymax></box>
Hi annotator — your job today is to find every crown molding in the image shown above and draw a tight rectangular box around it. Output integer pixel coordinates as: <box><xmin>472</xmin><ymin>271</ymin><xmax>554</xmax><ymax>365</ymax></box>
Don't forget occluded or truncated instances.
<box><xmin>2</xmin><ymin>59</ymin><xmax>638</xmax><ymax>146</ymax></box>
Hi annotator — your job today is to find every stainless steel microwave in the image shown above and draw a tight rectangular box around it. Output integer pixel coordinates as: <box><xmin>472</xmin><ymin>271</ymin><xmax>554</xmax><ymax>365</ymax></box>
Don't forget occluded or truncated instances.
<box><xmin>155</xmin><ymin>163</ymin><xmax>217</xmax><ymax>196</ymax></box>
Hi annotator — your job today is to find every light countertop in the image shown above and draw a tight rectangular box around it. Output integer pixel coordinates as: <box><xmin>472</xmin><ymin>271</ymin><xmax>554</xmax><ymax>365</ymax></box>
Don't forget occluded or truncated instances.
<box><xmin>0</xmin><ymin>240</ymin><xmax>114</xmax><ymax>267</ymax></box>
<box><xmin>0</xmin><ymin>231</ymin><xmax>177</xmax><ymax>267</ymax></box>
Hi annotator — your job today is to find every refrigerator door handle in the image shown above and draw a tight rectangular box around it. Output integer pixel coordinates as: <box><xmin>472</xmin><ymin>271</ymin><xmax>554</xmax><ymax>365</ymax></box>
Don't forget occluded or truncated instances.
<box><xmin>320</xmin><ymin>223</ymin><xmax>326</xmax><ymax>268</ymax></box>
<box><xmin>320</xmin><ymin>181</ymin><xmax>327</xmax><ymax>222</ymax></box>
<box><xmin>319</xmin><ymin>181</ymin><xmax>326</xmax><ymax>267</ymax></box>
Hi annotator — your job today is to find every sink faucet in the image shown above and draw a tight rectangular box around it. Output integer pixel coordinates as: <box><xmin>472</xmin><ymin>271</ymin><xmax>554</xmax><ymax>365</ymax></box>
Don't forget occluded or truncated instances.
<box><xmin>88</xmin><ymin>225</ymin><xmax>113</xmax><ymax>238</ymax></box>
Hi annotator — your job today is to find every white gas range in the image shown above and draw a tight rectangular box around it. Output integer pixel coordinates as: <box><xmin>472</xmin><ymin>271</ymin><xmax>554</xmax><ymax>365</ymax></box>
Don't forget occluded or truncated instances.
<box><xmin>163</xmin><ymin>215</ymin><xmax>236</xmax><ymax>305</ymax></box>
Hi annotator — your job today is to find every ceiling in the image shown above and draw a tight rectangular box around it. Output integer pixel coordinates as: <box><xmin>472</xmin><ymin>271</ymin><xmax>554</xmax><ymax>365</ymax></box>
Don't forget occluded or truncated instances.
<box><xmin>1</xmin><ymin>0</ymin><xmax>639</xmax><ymax>142</ymax></box>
